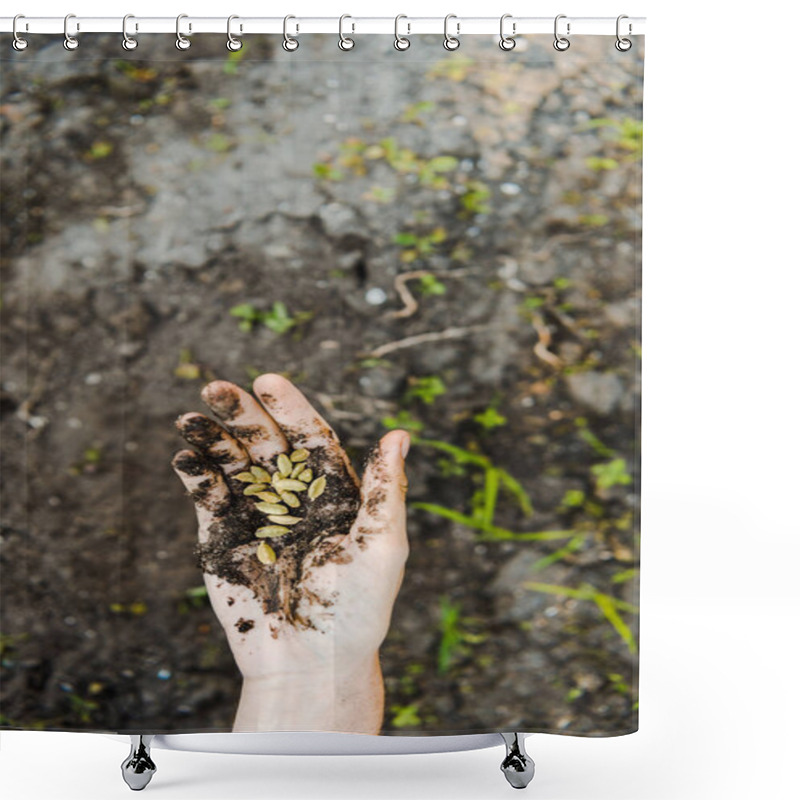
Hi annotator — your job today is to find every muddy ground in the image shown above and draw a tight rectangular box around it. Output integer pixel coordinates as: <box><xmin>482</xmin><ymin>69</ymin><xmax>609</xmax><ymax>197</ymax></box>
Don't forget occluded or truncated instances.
<box><xmin>0</xmin><ymin>33</ymin><xmax>642</xmax><ymax>735</ymax></box>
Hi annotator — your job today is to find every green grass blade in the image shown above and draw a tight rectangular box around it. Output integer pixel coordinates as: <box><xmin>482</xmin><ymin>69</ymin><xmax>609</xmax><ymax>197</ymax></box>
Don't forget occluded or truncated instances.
<box><xmin>593</xmin><ymin>593</ymin><xmax>638</xmax><ymax>653</ymax></box>
<box><xmin>496</xmin><ymin>468</ymin><xmax>534</xmax><ymax>516</ymax></box>
<box><xmin>531</xmin><ymin>535</ymin><xmax>586</xmax><ymax>572</ymax></box>
<box><xmin>480</xmin><ymin>467</ymin><xmax>500</xmax><ymax>529</ymax></box>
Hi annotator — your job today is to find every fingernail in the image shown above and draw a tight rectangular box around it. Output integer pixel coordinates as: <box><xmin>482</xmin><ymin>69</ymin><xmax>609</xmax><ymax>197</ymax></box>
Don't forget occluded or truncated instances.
<box><xmin>400</xmin><ymin>432</ymin><xmax>411</xmax><ymax>459</ymax></box>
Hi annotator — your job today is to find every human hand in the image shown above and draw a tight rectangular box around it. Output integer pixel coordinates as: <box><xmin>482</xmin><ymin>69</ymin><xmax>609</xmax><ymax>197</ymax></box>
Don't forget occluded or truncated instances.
<box><xmin>172</xmin><ymin>374</ymin><xmax>410</xmax><ymax>733</ymax></box>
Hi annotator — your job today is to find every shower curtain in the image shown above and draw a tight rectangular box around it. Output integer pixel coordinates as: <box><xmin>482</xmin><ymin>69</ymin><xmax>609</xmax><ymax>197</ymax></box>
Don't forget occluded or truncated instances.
<box><xmin>0</xmin><ymin>30</ymin><xmax>642</xmax><ymax>737</ymax></box>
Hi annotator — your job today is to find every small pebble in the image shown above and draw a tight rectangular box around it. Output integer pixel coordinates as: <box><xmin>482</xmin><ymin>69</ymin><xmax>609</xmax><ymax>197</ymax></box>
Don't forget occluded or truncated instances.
<box><xmin>365</xmin><ymin>287</ymin><xmax>387</xmax><ymax>305</ymax></box>
<box><xmin>500</xmin><ymin>182</ymin><xmax>522</xmax><ymax>196</ymax></box>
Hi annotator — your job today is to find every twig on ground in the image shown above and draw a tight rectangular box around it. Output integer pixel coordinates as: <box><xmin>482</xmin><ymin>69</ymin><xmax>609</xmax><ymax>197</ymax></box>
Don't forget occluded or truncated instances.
<box><xmin>530</xmin><ymin>313</ymin><xmax>564</xmax><ymax>368</ymax></box>
<box><xmin>385</xmin><ymin>268</ymin><xmax>471</xmax><ymax>320</ymax></box>
<box><xmin>366</xmin><ymin>324</ymin><xmax>496</xmax><ymax>359</ymax></box>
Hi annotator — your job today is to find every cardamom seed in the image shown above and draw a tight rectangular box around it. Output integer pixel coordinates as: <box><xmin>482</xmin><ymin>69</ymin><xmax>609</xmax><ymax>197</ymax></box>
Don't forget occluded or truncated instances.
<box><xmin>256</xmin><ymin>526</ymin><xmax>290</xmax><ymax>539</ymax></box>
<box><xmin>255</xmin><ymin>502</ymin><xmax>289</xmax><ymax>515</ymax></box>
<box><xmin>273</xmin><ymin>478</ymin><xmax>308</xmax><ymax>492</ymax></box>
<box><xmin>256</xmin><ymin>542</ymin><xmax>277</xmax><ymax>563</ymax></box>
<box><xmin>243</xmin><ymin>483</ymin><xmax>268</xmax><ymax>495</ymax></box>
<box><xmin>254</xmin><ymin>491</ymin><xmax>281</xmax><ymax>503</ymax></box>
<box><xmin>308</xmin><ymin>476</ymin><xmax>327</xmax><ymax>500</ymax></box>
<box><xmin>250</xmin><ymin>466</ymin><xmax>271</xmax><ymax>483</ymax></box>
<box><xmin>279</xmin><ymin>491</ymin><xmax>300</xmax><ymax>508</ymax></box>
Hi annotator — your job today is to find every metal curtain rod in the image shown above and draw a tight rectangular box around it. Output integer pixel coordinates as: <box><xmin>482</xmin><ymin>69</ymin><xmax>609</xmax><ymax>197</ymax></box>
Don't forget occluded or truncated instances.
<box><xmin>0</xmin><ymin>16</ymin><xmax>646</xmax><ymax>37</ymax></box>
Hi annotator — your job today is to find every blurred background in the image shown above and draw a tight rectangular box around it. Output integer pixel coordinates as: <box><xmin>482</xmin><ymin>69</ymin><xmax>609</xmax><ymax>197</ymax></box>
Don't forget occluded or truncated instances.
<box><xmin>1</xmin><ymin>32</ymin><xmax>641</xmax><ymax>734</ymax></box>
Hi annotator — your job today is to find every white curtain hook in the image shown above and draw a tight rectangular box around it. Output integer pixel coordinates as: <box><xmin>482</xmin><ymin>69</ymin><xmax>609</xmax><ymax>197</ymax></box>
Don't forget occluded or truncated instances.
<box><xmin>12</xmin><ymin>14</ymin><xmax>29</xmax><ymax>51</ymax></box>
<box><xmin>121</xmin><ymin>14</ymin><xmax>138</xmax><ymax>51</ymax></box>
<box><xmin>394</xmin><ymin>14</ymin><xmax>411</xmax><ymax>51</ymax></box>
<box><xmin>175</xmin><ymin>14</ymin><xmax>191</xmax><ymax>51</ymax></box>
<box><xmin>282</xmin><ymin>15</ymin><xmax>299</xmax><ymax>51</ymax></box>
<box><xmin>443</xmin><ymin>14</ymin><xmax>460</xmax><ymax>51</ymax></box>
<box><xmin>339</xmin><ymin>14</ymin><xmax>355</xmax><ymax>51</ymax></box>
<box><xmin>283</xmin><ymin>14</ymin><xmax>300</xmax><ymax>53</ymax></box>
<box><xmin>227</xmin><ymin>15</ymin><xmax>243</xmax><ymax>51</ymax></box>
<box><xmin>499</xmin><ymin>14</ymin><xmax>516</xmax><ymax>51</ymax></box>
<box><xmin>553</xmin><ymin>14</ymin><xmax>570</xmax><ymax>52</ymax></box>
<box><xmin>63</xmin><ymin>13</ymin><xmax>79</xmax><ymax>51</ymax></box>
<box><xmin>615</xmin><ymin>14</ymin><xmax>633</xmax><ymax>51</ymax></box>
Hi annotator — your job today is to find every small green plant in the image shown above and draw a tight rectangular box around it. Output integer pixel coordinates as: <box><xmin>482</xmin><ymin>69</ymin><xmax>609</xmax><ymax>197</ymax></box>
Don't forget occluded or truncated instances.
<box><xmin>525</xmin><ymin>582</ymin><xmax>638</xmax><ymax>653</ymax></box>
<box><xmin>437</xmin><ymin>597</ymin><xmax>486</xmax><ymax>674</ymax></box>
<box><xmin>206</xmin><ymin>133</ymin><xmax>234</xmax><ymax>153</ymax></box>
<box><xmin>174</xmin><ymin>348</ymin><xmax>201</xmax><ymax>380</ymax></box>
<box><xmin>561</xmin><ymin>489</ymin><xmax>586</xmax><ymax>508</ymax></box>
<box><xmin>591</xmin><ymin>458</ymin><xmax>632</xmax><ymax>491</ymax></box>
<box><xmin>521</xmin><ymin>295</ymin><xmax>546</xmax><ymax>311</ymax></box>
<box><xmin>586</xmin><ymin>157</ymin><xmax>619</xmax><ymax>171</ymax></box>
<box><xmin>404</xmin><ymin>376</ymin><xmax>447</xmax><ymax>405</ymax></box>
<box><xmin>575</xmin><ymin>417</ymin><xmax>616</xmax><ymax>458</ymax></box>
<box><xmin>312</xmin><ymin>161</ymin><xmax>343</xmax><ymax>181</ymax></box>
<box><xmin>65</xmin><ymin>691</ymin><xmax>100</xmax><ymax>724</ymax></box>
<box><xmin>86</xmin><ymin>141</ymin><xmax>113</xmax><ymax>160</ymax></box>
<box><xmin>579</xmin><ymin>213</ymin><xmax>610</xmax><ymax>228</ymax></box>
<box><xmin>390</xmin><ymin>703</ymin><xmax>422</xmax><ymax>728</ymax></box>
<box><xmin>179</xmin><ymin>585</ymin><xmax>210</xmax><ymax>613</ymax></box>
<box><xmin>69</xmin><ymin>445</ymin><xmax>104</xmax><ymax>475</ymax></box>
<box><xmin>229</xmin><ymin>302</ymin><xmax>311</xmax><ymax>335</ymax></box>
<box><xmin>473</xmin><ymin>407</ymin><xmax>507</xmax><ymax>430</ymax></box>
<box><xmin>394</xmin><ymin>227</ymin><xmax>447</xmax><ymax>263</ymax></box>
<box><xmin>585</xmin><ymin>116</ymin><xmax>643</xmax><ymax>160</ymax></box>
<box><xmin>416</xmin><ymin>274</ymin><xmax>446</xmax><ymax>296</ymax></box>
<box><xmin>401</xmin><ymin>100</ymin><xmax>435</xmax><ymax>124</ymax></box>
<box><xmin>382</xmin><ymin>409</ymin><xmax>424</xmax><ymax>433</ymax></box>
<box><xmin>460</xmin><ymin>180</ymin><xmax>491</xmax><ymax>215</ymax></box>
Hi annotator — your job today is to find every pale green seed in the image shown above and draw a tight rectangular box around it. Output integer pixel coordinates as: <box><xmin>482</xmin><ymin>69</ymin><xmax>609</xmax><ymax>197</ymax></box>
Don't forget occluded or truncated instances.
<box><xmin>233</xmin><ymin>471</ymin><xmax>257</xmax><ymax>483</ymax></box>
<box><xmin>290</xmin><ymin>448</ymin><xmax>310</xmax><ymax>463</ymax></box>
<box><xmin>277</xmin><ymin>453</ymin><xmax>292</xmax><ymax>477</ymax></box>
<box><xmin>255</xmin><ymin>491</ymin><xmax>281</xmax><ymax>503</ymax></box>
<box><xmin>256</xmin><ymin>526</ymin><xmax>290</xmax><ymax>539</ymax></box>
<box><xmin>290</xmin><ymin>462</ymin><xmax>306</xmax><ymax>479</ymax></box>
<box><xmin>280</xmin><ymin>491</ymin><xmax>300</xmax><ymax>508</ymax></box>
<box><xmin>297</xmin><ymin>468</ymin><xmax>313</xmax><ymax>483</ymax></box>
<box><xmin>273</xmin><ymin>478</ymin><xmax>307</xmax><ymax>492</ymax></box>
<box><xmin>308</xmin><ymin>476</ymin><xmax>327</xmax><ymax>500</ymax></box>
<box><xmin>255</xmin><ymin>502</ymin><xmax>289</xmax><ymax>515</ymax></box>
<box><xmin>251</xmin><ymin>466</ymin><xmax>271</xmax><ymax>483</ymax></box>
<box><xmin>267</xmin><ymin>515</ymin><xmax>302</xmax><ymax>525</ymax></box>
<box><xmin>256</xmin><ymin>542</ymin><xmax>277</xmax><ymax>563</ymax></box>
<box><xmin>243</xmin><ymin>483</ymin><xmax>268</xmax><ymax>496</ymax></box>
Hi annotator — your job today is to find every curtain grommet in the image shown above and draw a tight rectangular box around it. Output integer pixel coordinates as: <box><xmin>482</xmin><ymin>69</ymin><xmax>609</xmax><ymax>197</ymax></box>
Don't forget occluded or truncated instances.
<box><xmin>553</xmin><ymin>14</ymin><xmax>570</xmax><ymax>52</ymax></box>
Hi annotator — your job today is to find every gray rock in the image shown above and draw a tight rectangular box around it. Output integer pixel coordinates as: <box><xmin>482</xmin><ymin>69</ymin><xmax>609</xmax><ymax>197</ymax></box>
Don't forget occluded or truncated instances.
<box><xmin>565</xmin><ymin>371</ymin><xmax>624</xmax><ymax>416</ymax></box>
<box><xmin>318</xmin><ymin>203</ymin><xmax>360</xmax><ymax>238</ymax></box>
<box><xmin>488</xmin><ymin>550</ymin><xmax>571</xmax><ymax>623</ymax></box>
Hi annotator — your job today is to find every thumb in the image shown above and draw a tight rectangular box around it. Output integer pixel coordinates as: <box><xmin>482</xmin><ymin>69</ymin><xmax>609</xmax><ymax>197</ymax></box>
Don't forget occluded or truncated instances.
<box><xmin>348</xmin><ymin>429</ymin><xmax>410</xmax><ymax>560</ymax></box>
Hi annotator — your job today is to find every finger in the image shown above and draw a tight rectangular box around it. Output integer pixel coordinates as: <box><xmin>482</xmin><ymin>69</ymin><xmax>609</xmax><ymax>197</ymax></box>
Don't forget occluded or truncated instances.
<box><xmin>171</xmin><ymin>449</ymin><xmax>231</xmax><ymax>539</ymax></box>
<box><xmin>201</xmin><ymin>380</ymin><xmax>288</xmax><ymax>466</ymax></box>
<box><xmin>348</xmin><ymin>429</ymin><xmax>411</xmax><ymax>559</ymax></box>
<box><xmin>252</xmin><ymin>373</ymin><xmax>358</xmax><ymax>483</ymax></box>
<box><xmin>175</xmin><ymin>412</ymin><xmax>250</xmax><ymax>475</ymax></box>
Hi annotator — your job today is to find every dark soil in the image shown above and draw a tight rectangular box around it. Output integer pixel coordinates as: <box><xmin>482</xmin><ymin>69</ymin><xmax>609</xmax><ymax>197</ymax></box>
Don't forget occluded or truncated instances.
<box><xmin>1</xmin><ymin>33</ymin><xmax>643</xmax><ymax>735</ymax></box>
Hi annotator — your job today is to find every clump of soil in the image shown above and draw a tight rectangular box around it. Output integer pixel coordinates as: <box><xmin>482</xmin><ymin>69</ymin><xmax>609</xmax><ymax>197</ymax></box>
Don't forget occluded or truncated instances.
<box><xmin>192</xmin><ymin>444</ymin><xmax>361</xmax><ymax>628</ymax></box>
